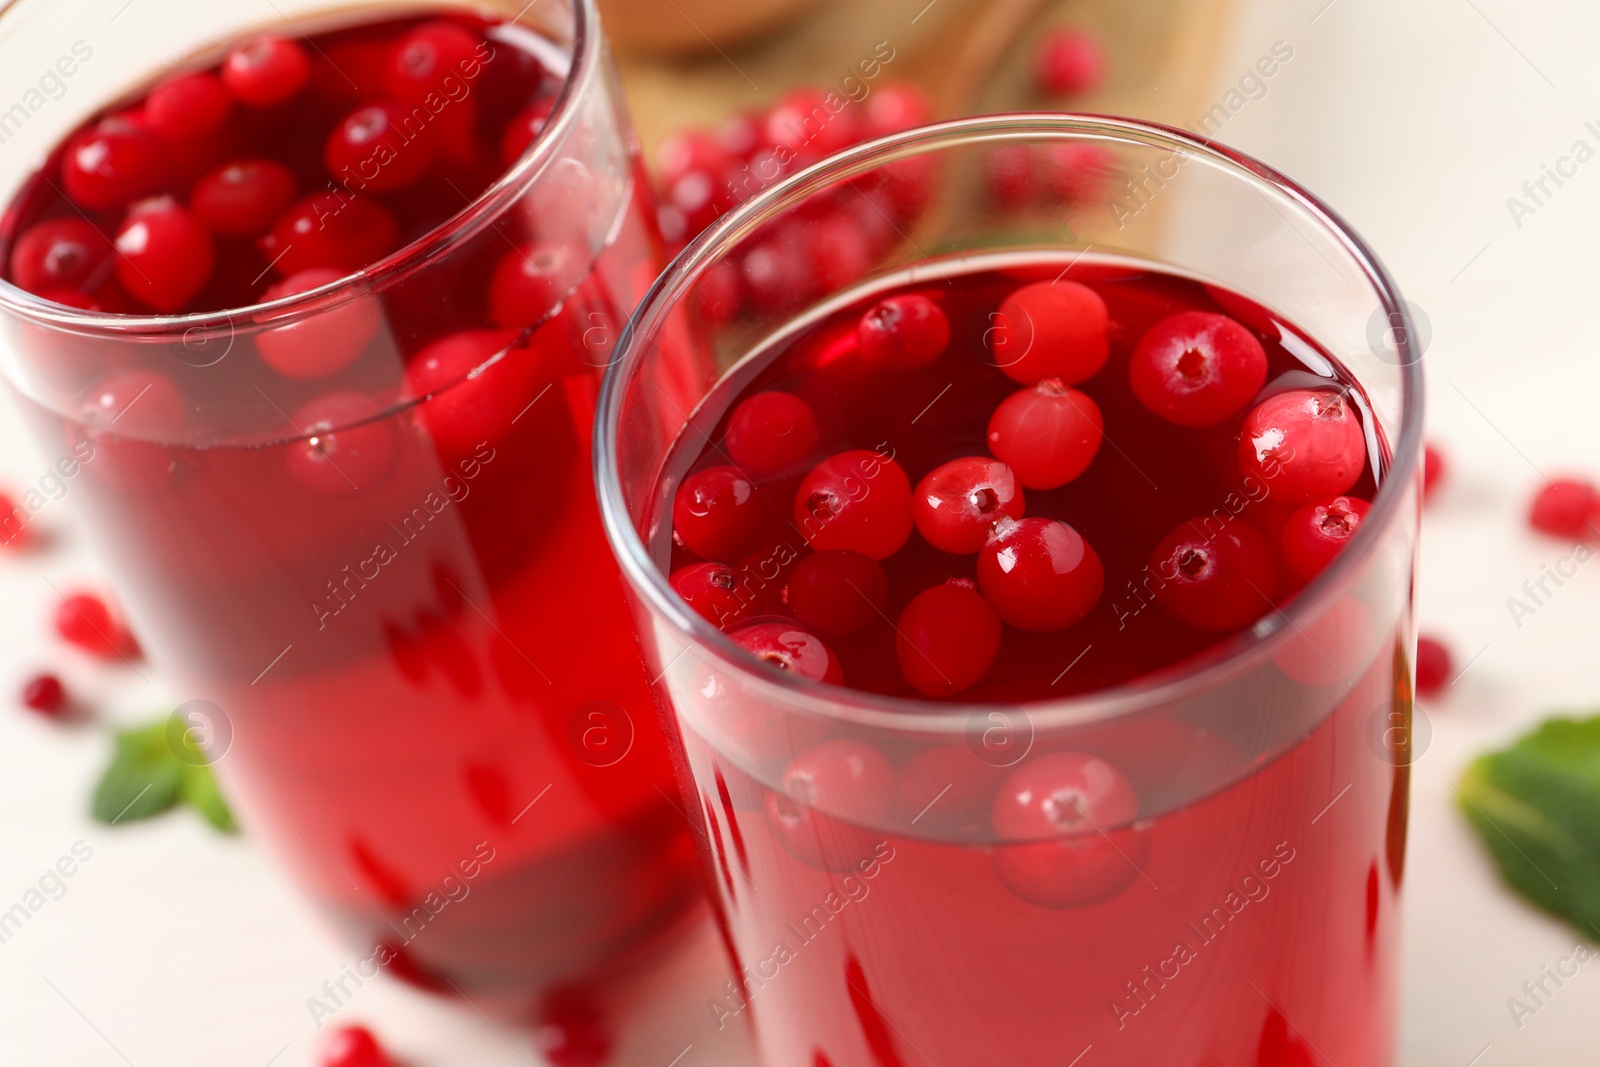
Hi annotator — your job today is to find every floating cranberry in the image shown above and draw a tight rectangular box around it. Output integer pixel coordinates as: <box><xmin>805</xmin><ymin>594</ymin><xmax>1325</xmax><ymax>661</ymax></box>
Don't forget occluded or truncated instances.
<box><xmin>1149</xmin><ymin>518</ymin><xmax>1280</xmax><ymax>631</ymax></box>
<box><xmin>977</xmin><ymin>517</ymin><xmax>1104</xmax><ymax>632</ymax></box>
<box><xmin>114</xmin><ymin>198</ymin><xmax>214</xmax><ymax>313</ymax></box>
<box><xmin>767</xmin><ymin>739</ymin><xmax>893</xmax><ymax>871</ymax></box>
<box><xmin>1529</xmin><ymin>478</ymin><xmax>1596</xmax><ymax>539</ymax></box>
<box><xmin>1422</xmin><ymin>443</ymin><xmax>1445</xmax><ymax>502</ymax></box>
<box><xmin>674</xmin><ymin>465</ymin><xmax>775</xmax><ymax>561</ymax></box>
<box><xmin>912</xmin><ymin>457</ymin><xmax>1025</xmax><ymax>554</ymax></box>
<box><xmin>894</xmin><ymin>745</ymin><xmax>1005</xmax><ymax>839</ymax></box>
<box><xmin>501</xmin><ymin>98</ymin><xmax>556</xmax><ymax>165</ymax></box>
<box><xmin>989</xmin><ymin>281</ymin><xmax>1110</xmax><ymax>385</ymax></box>
<box><xmin>862</xmin><ymin>84</ymin><xmax>933</xmax><ymax>139</ymax></box>
<box><xmin>286</xmin><ymin>392</ymin><xmax>396</xmax><ymax>496</ymax></box>
<box><xmin>991</xmin><ymin>752</ymin><xmax>1146</xmax><ymax>908</ymax></box>
<box><xmin>987</xmin><ymin>379</ymin><xmax>1103</xmax><ymax>490</ymax></box>
<box><xmin>144</xmin><ymin>71</ymin><xmax>232</xmax><ymax>139</ymax></box>
<box><xmin>984</xmin><ymin>144</ymin><xmax>1041</xmax><ymax>211</ymax></box>
<box><xmin>387</xmin><ymin>20</ymin><xmax>482</xmax><ymax>103</ymax></box>
<box><xmin>786</xmin><ymin>550</ymin><xmax>887</xmax><ymax>637</ymax></box>
<box><xmin>764</xmin><ymin>88</ymin><xmax>859</xmax><ymax>166</ymax></box>
<box><xmin>725</xmin><ymin>391</ymin><xmax>818</xmax><ymax>476</ymax></box>
<box><xmin>320</xmin><ymin>1025</ymin><xmax>391</xmax><ymax>1067</ymax></box>
<box><xmin>406</xmin><ymin>328</ymin><xmax>538</xmax><ymax>456</ymax></box>
<box><xmin>1129</xmin><ymin>311</ymin><xmax>1267</xmax><ymax>427</ymax></box>
<box><xmin>535</xmin><ymin>991</ymin><xmax>612</xmax><ymax>1067</ymax></box>
<box><xmin>56</xmin><ymin>592</ymin><xmax>135</xmax><ymax>659</ymax></box>
<box><xmin>1415</xmin><ymin>635</ymin><xmax>1452</xmax><ymax>695</ymax></box>
<box><xmin>60</xmin><ymin>116</ymin><xmax>166</xmax><ymax>211</ymax></box>
<box><xmin>811</xmin><ymin>214</ymin><xmax>873</xmax><ymax>292</ymax></box>
<box><xmin>671</xmin><ymin>562</ymin><xmax>756</xmax><ymax>630</ymax></box>
<box><xmin>488</xmin><ymin>242</ymin><xmax>583</xmax><ymax>328</ymax></box>
<box><xmin>696</xmin><ymin>258</ymin><xmax>744</xmax><ymax>325</ymax></box>
<box><xmin>1034</xmin><ymin>28</ymin><xmax>1106</xmax><ymax>96</ymax></box>
<box><xmin>730</xmin><ymin>621</ymin><xmax>844</xmax><ymax>685</ymax></box>
<box><xmin>223</xmin><ymin>35</ymin><xmax>312</xmax><ymax>106</ymax></box>
<box><xmin>1273</xmin><ymin>595</ymin><xmax>1374</xmax><ymax>687</ymax></box>
<box><xmin>190</xmin><ymin>159</ymin><xmax>297</xmax><ymax>237</ymax></box>
<box><xmin>857</xmin><ymin>294</ymin><xmax>949</xmax><ymax>369</ymax></box>
<box><xmin>325</xmin><ymin>101</ymin><xmax>437</xmax><ymax>193</ymax></box>
<box><xmin>1238</xmin><ymin>389</ymin><xmax>1367</xmax><ymax>505</ymax></box>
<box><xmin>896</xmin><ymin>580</ymin><xmax>1002</xmax><ymax>696</ymax></box>
<box><xmin>261</xmin><ymin>193</ymin><xmax>399</xmax><ymax>276</ymax></box>
<box><xmin>20</xmin><ymin>673</ymin><xmax>65</xmax><ymax>716</ymax></box>
<box><xmin>9</xmin><ymin>218</ymin><xmax>110</xmax><ymax>294</ymax></box>
<box><xmin>794</xmin><ymin>449</ymin><xmax>913</xmax><ymax>560</ymax></box>
<box><xmin>257</xmin><ymin>268</ymin><xmax>381</xmax><ymax>379</ymax></box>
<box><xmin>1281</xmin><ymin>495</ymin><xmax>1370</xmax><ymax>581</ymax></box>
<box><xmin>741</xmin><ymin>236</ymin><xmax>811</xmax><ymax>315</ymax></box>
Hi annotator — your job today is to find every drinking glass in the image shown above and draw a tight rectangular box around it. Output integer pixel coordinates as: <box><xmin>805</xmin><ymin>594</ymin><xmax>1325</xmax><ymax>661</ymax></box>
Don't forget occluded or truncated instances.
<box><xmin>596</xmin><ymin>114</ymin><xmax>1421</xmax><ymax>1064</ymax></box>
<box><xmin>0</xmin><ymin>0</ymin><xmax>702</xmax><ymax>1009</ymax></box>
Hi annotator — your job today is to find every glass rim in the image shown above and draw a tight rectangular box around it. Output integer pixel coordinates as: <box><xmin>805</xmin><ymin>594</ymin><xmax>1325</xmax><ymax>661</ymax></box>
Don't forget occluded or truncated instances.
<box><xmin>0</xmin><ymin>0</ymin><xmax>600</xmax><ymax>336</ymax></box>
<box><xmin>595</xmin><ymin>112</ymin><xmax>1425</xmax><ymax>736</ymax></box>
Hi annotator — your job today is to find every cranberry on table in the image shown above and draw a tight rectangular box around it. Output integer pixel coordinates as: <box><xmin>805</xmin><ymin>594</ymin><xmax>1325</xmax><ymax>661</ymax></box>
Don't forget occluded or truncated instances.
<box><xmin>325</xmin><ymin>101</ymin><xmax>438</xmax><ymax>192</ymax></box>
<box><xmin>55</xmin><ymin>592</ymin><xmax>135</xmax><ymax>659</ymax></box>
<box><xmin>895</xmin><ymin>580</ymin><xmax>1002</xmax><ymax>696</ymax></box>
<box><xmin>987</xmin><ymin>379</ymin><xmax>1103</xmax><ymax>490</ymax></box>
<box><xmin>222</xmin><ymin>35</ymin><xmax>312</xmax><ymax>106</ymax></box>
<box><xmin>674</xmin><ymin>465</ymin><xmax>775</xmax><ymax>561</ymax></box>
<box><xmin>61</xmin><ymin>116</ymin><xmax>166</xmax><ymax>211</ymax></box>
<box><xmin>977</xmin><ymin>517</ymin><xmax>1104</xmax><ymax>632</ymax></box>
<box><xmin>729</xmin><ymin>622</ymin><xmax>844</xmax><ymax>685</ymax></box>
<box><xmin>261</xmin><ymin>193</ymin><xmax>399</xmax><ymax>277</ymax></box>
<box><xmin>0</xmin><ymin>493</ymin><xmax>26</xmax><ymax>549</ymax></box>
<box><xmin>670</xmin><ymin>562</ymin><xmax>756</xmax><ymax>630</ymax></box>
<box><xmin>989</xmin><ymin>280</ymin><xmax>1110</xmax><ymax>385</ymax></box>
<box><xmin>144</xmin><ymin>71</ymin><xmax>232</xmax><ymax>140</ymax></box>
<box><xmin>535</xmin><ymin>990</ymin><xmax>612</xmax><ymax>1067</ymax></box>
<box><xmin>1280</xmin><ymin>495</ymin><xmax>1371</xmax><ymax>582</ymax></box>
<box><xmin>488</xmin><ymin>242</ymin><xmax>583</xmax><ymax>328</ymax></box>
<box><xmin>405</xmin><ymin>328</ymin><xmax>538</xmax><ymax>457</ymax></box>
<box><xmin>387</xmin><ymin>20</ymin><xmax>482</xmax><ymax>103</ymax></box>
<box><xmin>257</xmin><ymin>268</ymin><xmax>381</xmax><ymax>380</ymax></box>
<box><xmin>786</xmin><ymin>550</ymin><xmax>888</xmax><ymax>638</ymax></box>
<box><xmin>1415</xmin><ymin>635</ymin><xmax>1452</xmax><ymax>695</ymax></box>
<box><xmin>991</xmin><ymin>751</ymin><xmax>1146</xmax><ymax>908</ymax></box>
<box><xmin>768</xmin><ymin>738</ymin><xmax>894</xmax><ymax>871</ymax></box>
<box><xmin>114</xmin><ymin>198</ymin><xmax>214</xmax><ymax>313</ymax></box>
<box><xmin>190</xmin><ymin>159</ymin><xmax>297</xmax><ymax>238</ymax></box>
<box><xmin>1033</xmin><ymin>28</ymin><xmax>1106</xmax><ymax>96</ymax></box>
<box><xmin>1529</xmin><ymin>478</ymin><xmax>1596</xmax><ymax>538</ymax></box>
<box><xmin>320</xmin><ymin>1024</ymin><xmax>392</xmax><ymax>1067</ymax></box>
<box><xmin>725</xmin><ymin>391</ymin><xmax>819</xmax><ymax>476</ymax></box>
<box><xmin>9</xmin><ymin>218</ymin><xmax>111</xmax><ymax>294</ymax></box>
<box><xmin>912</xmin><ymin>457</ymin><xmax>1025</xmax><ymax>554</ymax></box>
<box><xmin>286</xmin><ymin>392</ymin><xmax>397</xmax><ymax>496</ymax></box>
<box><xmin>857</xmin><ymin>294</ymin><xmax>949</xmax><ymax>369</ymax></box>
<box><xmin>794</xmin><ymin>449</ymin><xmax>913</xmax><ymax>560</ymax></box>
<box><xmin>1422</xmin><ymin>443</ymin><xmax>1445</xmax><ymax>502</ymax></box>
<box><xmin>1129</xmin><ymin>311</ymin><xmax>1267</xmax><ymax>427</ymax></box>
<box><xmin>20</xmin><ymin>673</ymin><xmax>66</xmax><ymax>716</ymax></box>
<box><xmin>1237</xmin><ymin>388</ymin><xmax>1368</xmax><ymax>505</ymax></box>
<box><xmin>1149</xmin><ymin>518</ymin><xmax>1280</xmax><ymax>631</ymax></box>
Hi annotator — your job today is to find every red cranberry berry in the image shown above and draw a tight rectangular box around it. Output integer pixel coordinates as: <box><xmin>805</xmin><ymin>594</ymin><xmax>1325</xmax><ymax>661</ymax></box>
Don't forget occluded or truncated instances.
<box><xmin>862</xmin><ymin>84</ymin><xmax>933</xmax><ymax>139</ymax></box>
<box><xmin>977</xmin><ymin>517</ymin><xmax>1104</xmax><ymax>632</ymax></box>
<box><xmin>223</xmin><ymin>35</ymin><xmax>312</xmax><ymax>106</ymax></box>
<box><xmin>764</xmin><ymin>88</ymin><xmax>860</xmax><ymax>165</ymax></box>
<box><xmin>991</xmin><ymin>752</ymin><xmax>1146</xmax><ymax>908</ymax></box>
<box><xmin>674</xmin><ymin>465</ymin><xmax>775</xmax><ymax>561</ymax></box>
<box><xmin>1149</xmin><ymin>518</ymin><xmax>1280</xmax><ymax>631</ymax></box>
<box><xmin>257</xmin><ymin>268</ymin><xmax>380</xmax><ymax>379</ymax></box>
<box><xmin>730</xmin><ymin>622</ymin><xmax>844</xmax><ymax>685</ymax></box>
<box><xmin>786</xmin><ymin>550</ymin><xmax>888</xmax><ymax>637</ymax></box>
<box><xmin>320</xmin><ymin>1025</ymin><xmax>391</xmax><ymax>1067</ymax></box>
<box><xmin>857</xmin><ymin>294</ymin><xmax>949</xmax><ymax>369</ymax></box>
<box><xmin>144</xmin><ymin>72</ymin><xmax>232</xmax><ymax>140</ymax></box>
<box><xmin>657</xmin><ymin>129</ymin><xmax>733</xmax><ymax>188</ymax></box>
<box><xmin>984</xmin><ymin>144</ymin><xmax>1041</xmax><ymax>210</ymax></box>
<box><xmin>21</xmin><ymin>673</ymin><xmax>66</xmax><ymax>716</ymax></box>
<box><xmin>1529</xmin><ymin>478</ymin><xmax>1597</xmax><ymax>539</ymax></box>
<box><xmin>261</xmin><ymin>193</ymin><xmax>399</xmax><ymax>276</ymax></box>
<box><xmin>896</xmin><ymin>580</ymin><xmax>1002</xmax><ymax>696</ymax></box>
<box><xmin>1415</xmin><ymin>635</ymin><xmax>1452</xmax><ymax>696</ymax></box>
<box><xmin>9</xmin><ymin>218</ymin><xmax>110</xmax><ymax>294</ymax></box>
<box><xmin>1281</xmin><ymin>496</ymin><xmax>1371</xmax><ymax>582</ymax></box>
<box><xmin>671</xmin><ymin>562</ymin><xmax>756</xmax><ymax>630</ymax></box>
<box><xmin>61</xmin><ymin>116</ymin><xmax>166</xmax><ymax>211</ymax></box>
<box><xmin>1422</xmin><ymin>443</ymin><xmax>1445</xmax><ymax>502</ymax></box>
<box><xmin>78</xmin><ymin>369</ymin><xmax>185</xmax><ymax>489</ymax></box>
<box><xmin>535</xmin><ymin>991</ymin><xmax>612</xmax><ymax>1067</ymax></box>
<box><xmin>1238</xmin><ymin>389</ymin><xmax>1368</xmax><ymax>505</ymax></box>
<box><xmin>696</xmin><ymin>258</ymin><xmax>744</xmax><ymax>325</ymax></box>
<box><xmin>1034</xmin><ymin>29</ymin><xmax>1106</xmax><ymax>96</ymax></box>
<box><xmin>387</xmin><ymin>20</ymin><xmax>482</xmax><ymax>103</ymax></box>
<box><xmin>1129</xmin><ymin>311</ymin><xmax>1267</xmax><ymax>427</ymax></box>
<box><xmin>286</xmin><ymin>392</ymin><xmax>396</xmax><ymax>496</ymax></box>
<box><xmin>190</xmin><ymin>159</ymin><xmax>297</xmax><ymax>238</ymax></box>
<box><xmin>1273</xmin><ymin>594</ymin><xmax>1374</xmax><ymax>688</ymax></box>
<box><xmin>718</xmin><ymin>109</ymin><xmax>765</xmax><ymax>158</ymax></box>
<box><xmin>0</xmin><ymin>493</ymin><xmax>26</xmax><ymax>549</ymax></box>
<box><xmin>912</xmin><ymin>457</ymin><xmax>1025</xmax><ymax>554</ymax></box>
<box><xmin>794</xmin><ymin>449</ymin><xmax>913</xmax><ymax>561</ymax></box>
<box><xmin>725</xmin><ymin>391</ymin><xmax>818</xmax><ymax>476</ymax></box>
<box><xmin>55</xmin><ymin>592</ymin><xmax>135</xmax><ymax>659</ymax></box>
<box><xmin>501</xmin><ymin>98</ymin><xmax>556</xmax><ymax>165</ymax></box>
<box><xmin>325</xmin><ymin>101</ymin><xmax>437</xmax><ymax>193</ymax></box>
<box><xmin>989</xmin><ymin>281</ymin><xmax>1110</xmax><ymax>385</ymax></box>
<box><xmin>811</xmin><ymin>214</ymin><xmax>873</xmax><ymax>292</ymax></box>
<box><xmin>987</xmin><ymin>379</ymin><xmax>1103</xmax><ymax>490</ymax></box>
<box><xmin>1041</xmin><ymin>142</ymin><xmax>1114</xmax><ymax>202</ymax></box>
<box><xmin>488</xmin><ymin>242</ymin><xmax>583</xmax><ymax>328</ymax></box>
<box><xmin>114</xmin><ymin>198</ymin><xmax>214</xmax><ymax>313</ymax></box>
<box><xmin>768</xmin><ymin>739</ymin><xmax>893</xmax><ymax>871</ymax></box>
<box><xmin>406</xmin><ymin>329</ymin><xmax>538</xmax><ymax>457</ymax></box>
<box><xmin>740</xmin><ymin>236</ymin><xmax>811</xmax><ymax>315</ymax></box>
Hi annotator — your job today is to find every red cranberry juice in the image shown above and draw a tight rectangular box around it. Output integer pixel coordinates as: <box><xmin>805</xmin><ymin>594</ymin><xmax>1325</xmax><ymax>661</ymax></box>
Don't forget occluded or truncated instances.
<box><xmin>1</xmin><ymin>13</ymin><xmax>701</xmax><ymax>1000</ymax></box>
<box><xmin>657</xmin><ymin>256</ymin><xmax>1404</xmax><ymax>1064</ymax></box>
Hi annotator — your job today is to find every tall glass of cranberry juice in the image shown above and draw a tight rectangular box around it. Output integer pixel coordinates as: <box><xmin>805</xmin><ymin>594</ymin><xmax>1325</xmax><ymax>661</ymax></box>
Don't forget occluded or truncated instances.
<box><xmin>597</xmin><ymin>116</ymin><xmax>1423</xmax><ymax>1065</ymax></box>
<box><xmin>0</xmin><ymin>0</ymin><xmax>702</xmax><ymax>1007</ymax></box>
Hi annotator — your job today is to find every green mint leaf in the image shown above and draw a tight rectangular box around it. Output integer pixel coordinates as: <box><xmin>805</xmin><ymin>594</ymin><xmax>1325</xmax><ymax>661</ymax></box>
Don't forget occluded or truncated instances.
<box><xmin>91</xmin><ymin>719</ymin><xmax>183</xmax><ymax>825</ymax></box>
<box><xmin>1458</xmin><ymin>714</ymin><xmax>1600</xmax><ymax>939</ymax></box>
<box><xmin>180</xmin><ymin>762</ymin><xmax>237</xmax><ymax>833</ymax></box>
